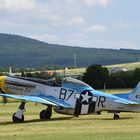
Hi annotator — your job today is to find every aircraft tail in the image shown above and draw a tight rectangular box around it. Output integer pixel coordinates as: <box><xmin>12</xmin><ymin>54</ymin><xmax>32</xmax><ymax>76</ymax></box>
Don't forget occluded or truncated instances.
<box><xmin>129</xmin><ymin>82</ymin><xmax>140</xmax><ymax>103</ymax></box>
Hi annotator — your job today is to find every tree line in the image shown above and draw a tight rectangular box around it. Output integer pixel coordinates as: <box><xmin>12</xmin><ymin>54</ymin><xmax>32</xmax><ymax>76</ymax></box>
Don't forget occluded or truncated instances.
<box><xmin>82</xmin><ymin>64</ymin><xmax>140</xmax><ymax>89</ymax></box>
<box><xmin>1</xmin><ymin>64</ymin><xmax>140</xmax><ymax>89</ymax></box>
<box><xmin>20</xmin><ymin>64</ymin><xmax>140</xmax><ymax>89</ymax></box>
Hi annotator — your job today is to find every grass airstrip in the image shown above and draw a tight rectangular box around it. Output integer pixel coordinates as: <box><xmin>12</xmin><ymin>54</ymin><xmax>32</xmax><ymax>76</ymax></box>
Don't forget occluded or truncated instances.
<box><xmin>53</xmin><ymin>61</ymin><xmax>140</xmax><ymax>76</ymax></box>
<box><xmin>0</xmin><ymin>89</ymin><xmax>140</xmax><ymax>140</ymax></box>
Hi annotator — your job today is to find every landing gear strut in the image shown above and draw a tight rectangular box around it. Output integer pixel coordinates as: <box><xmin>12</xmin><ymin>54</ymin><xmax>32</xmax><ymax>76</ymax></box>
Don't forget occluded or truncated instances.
<box><xmin>113</xmin><ymin>113</ymin><xmax>120</xmax><ymax>120</ymax></box>
<box><xmin>12</xmin><ymin>102</ymin><xmax>25</xmax><ymax>123</ymax></box>
<box><xmin>40</xmin><ymin>105</ymin><xmax>52</xmax><ymax>120</ymax></box>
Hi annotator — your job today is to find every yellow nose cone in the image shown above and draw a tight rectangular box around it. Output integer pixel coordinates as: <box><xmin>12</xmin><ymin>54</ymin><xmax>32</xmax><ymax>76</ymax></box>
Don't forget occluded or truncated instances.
<box><xmin>0</xmin><ymin>76</ymin><xmax>6</xmax><ymax>90</ymax></box>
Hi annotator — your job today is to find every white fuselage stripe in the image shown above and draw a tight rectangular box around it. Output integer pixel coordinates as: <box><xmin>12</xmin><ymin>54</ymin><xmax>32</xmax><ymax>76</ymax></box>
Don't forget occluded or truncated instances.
<box><xmin>81</xmin><ymin>104</ymin><xmax>89</xmax><ymax>114</ymax></box>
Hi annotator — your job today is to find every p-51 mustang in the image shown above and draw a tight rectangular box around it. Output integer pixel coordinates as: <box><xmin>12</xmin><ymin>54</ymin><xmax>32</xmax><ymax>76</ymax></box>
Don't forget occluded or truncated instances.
<box><xmin>0</xmin><ymin>76</ymin><xmax>140</xmax><ymax>123</ymax></box>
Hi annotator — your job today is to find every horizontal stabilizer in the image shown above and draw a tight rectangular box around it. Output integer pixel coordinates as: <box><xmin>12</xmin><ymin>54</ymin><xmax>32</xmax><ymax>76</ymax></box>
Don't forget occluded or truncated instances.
<box><xmin>115</xmin><ymin>98</ymin><xmax>139</xmax><ymax>105</ymax></box>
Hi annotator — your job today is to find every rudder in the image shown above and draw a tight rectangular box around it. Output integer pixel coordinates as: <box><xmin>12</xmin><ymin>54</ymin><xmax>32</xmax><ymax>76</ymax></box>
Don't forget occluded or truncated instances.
<box><xmin>129</xmin><ymin>82</ymin><xmax>140</xmax><ymax>103</ymax></box>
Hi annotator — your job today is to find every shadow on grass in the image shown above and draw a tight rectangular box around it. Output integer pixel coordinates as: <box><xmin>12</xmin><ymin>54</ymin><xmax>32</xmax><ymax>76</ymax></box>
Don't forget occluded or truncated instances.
<box><xmin>77</xmin><ymin>116</ymin><xmax>135</xmax><ymax>121</ymax></box>
<box><xmin>0</xmin><ymin>116</ymin><xmax>74</xmax><ymax>125</ymax></box>
<box><xmin>0</xmin><ymin>115</ymin><xmax>135</xmax><ymax>125</ymax></box>
<box><xmin>101</xmin><ymin>117</ymin><xmax>135</xmax><ymax>120</ymax></box>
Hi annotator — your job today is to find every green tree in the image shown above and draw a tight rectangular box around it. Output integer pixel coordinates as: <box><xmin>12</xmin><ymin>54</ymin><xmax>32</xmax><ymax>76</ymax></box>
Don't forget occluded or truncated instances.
<box><xmin>108</xmin><ymin>68</ymin><xmax>140</xmax><ymax>89</ymax></box>
<box><xmin>108</xmin><ymin>71</ymin><xmax>133</xmax><ymax>88</ymax></box>
<box><xmin>133</xmin><ymin>68</ymin><xmax>140</xmax><ymax>86</ymax></box>
<box><xmin>82</xmin><ymin>64</ymin><xmax>109</xmax><ymax>89</ymax></box>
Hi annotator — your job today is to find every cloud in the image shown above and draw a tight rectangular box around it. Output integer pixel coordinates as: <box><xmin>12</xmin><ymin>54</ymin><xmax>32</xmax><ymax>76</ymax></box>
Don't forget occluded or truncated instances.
<box><xmin>98</xmin><ymin>0</ymin><xmax>113</xmax><ymax>7</ymax></box>
<box><xmin>0</xmin><ymin>0</ymin><xmax>37</xmax><ymax>11</ymax></box>
<box><xmin>0</xmin><ymin>0</ymin><xmax>139</xmax><ymax>50</ymax></box>
<box><xmin>84</xmin><ymin>0</ymin><xmax>113</xmax><ymax>7</ymax></box>
<box><xmin>64</xmin><ymin>0</ymin><xmax>76</xmax><ymax>4</ymax></box>
<box><xmin>66</xmin><ymin>33</ymin><xmax>88</xmax><ymax>46</ymax></box>
<box><xmin>64</xmin><ymin>0</ymin><xmax>113</xmax><ymax>8</ymax></box>
<box><xmin>85</xmin><ymin>25</ymin><xmax>107</xmax><ymax>32</ymax></box>
<box><xmin>114</xmin><ymin>20</ymin><xmax>140</xmax><ymax>29</ymax></box>
<box><xmin>30</xmin><ymin>34</ymin><xmax>59</xmax><ymax>43</ymax></box>
<box><xmin>67</xmin><ymin>16</ymin><xmax>85</xmax><ymax>26</ymax></box>
<box><xmin>93</xmin><ymin>40</ymin><xmax>136</xmax><ymax>49</ymax></box>
<box><xmin>40</xmin><ymin>14</ymin><xmax>62</xmax><ymax>22</ymax></box>
<box><xmin>38</xmin><ymin>13</ymin><xmax>62</xmax><ymax>26</ymax></box>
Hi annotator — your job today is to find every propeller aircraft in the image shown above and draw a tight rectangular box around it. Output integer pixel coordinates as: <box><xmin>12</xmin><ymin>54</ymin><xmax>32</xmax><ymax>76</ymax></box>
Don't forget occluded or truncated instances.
<box><xmin>0</xmin><ymin>76</ymin><xmax>140</xmax><ymax>123</ymax></box>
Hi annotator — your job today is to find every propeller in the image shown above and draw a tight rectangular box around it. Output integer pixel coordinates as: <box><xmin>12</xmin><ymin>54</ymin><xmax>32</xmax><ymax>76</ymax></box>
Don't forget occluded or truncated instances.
<box><xmin>0</xmin><ymin>88</ymin><xmax>7</xmax><ymax>104</ymax></box>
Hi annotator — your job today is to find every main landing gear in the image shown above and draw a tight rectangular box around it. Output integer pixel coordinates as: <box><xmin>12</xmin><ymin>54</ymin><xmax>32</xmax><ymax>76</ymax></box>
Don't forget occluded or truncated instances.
<box><xmin>12</xmin><ymin>102</ymin><xmax>25</xmax><ymax>123</ymax></box>
<box><xmin>113</xmin><ymin>113</ymin><xmax>120</xmax><ymax>120</ymax></box>
<box><xmin>12</xmin><ymin>103</ymin><xmax>52</xmax><ymax>123</ymax></box>
<box><xmin>40</xmin><ymin>105</ymin><xmax>52</xmax><ymax>120</ymax></box>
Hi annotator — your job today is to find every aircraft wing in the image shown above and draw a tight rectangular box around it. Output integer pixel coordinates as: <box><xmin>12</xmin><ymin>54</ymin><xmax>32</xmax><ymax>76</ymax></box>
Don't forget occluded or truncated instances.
<box><xmin>0</xmin><ymin>94</ymin><xmax>71</xmax><ymax>108</ymax></box>
<box><xmin>115</xmin><ymin>98</ymin><xmax>139</xmax><ymax>105</ymax></box>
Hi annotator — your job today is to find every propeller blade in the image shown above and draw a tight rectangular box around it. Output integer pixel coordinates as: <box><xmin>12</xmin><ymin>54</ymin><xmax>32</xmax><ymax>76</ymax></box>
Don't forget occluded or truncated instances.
<box><xmin>2</xmin><ymin>97</ymin><xmax>7</xmax><ymax>104</ymax></box>
<box><xmin>0</xmin><ymin>88</ymin><xmax>8</xmax><ymax>104</ymax></box>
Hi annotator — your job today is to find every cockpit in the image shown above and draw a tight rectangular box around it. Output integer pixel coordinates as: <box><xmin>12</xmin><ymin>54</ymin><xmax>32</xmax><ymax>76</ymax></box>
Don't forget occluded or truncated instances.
<box><xmin>46</xmin><ymin>77</ymin><xmax>90</xmax><ymax>87</ymax></box>
<box><xmin>13</xmin><ymin>76</ymin><xmax>90</xmax><ymax>88</ymax></box>
<box><xmin>62</xmin><ymin>77</ymin><xmax>90</xmax><ymax>87</ymax></box>
<box><xmin>46</xmin><ymin>77</ymin><xmax>62</xmax><ymax>87</ymax></box>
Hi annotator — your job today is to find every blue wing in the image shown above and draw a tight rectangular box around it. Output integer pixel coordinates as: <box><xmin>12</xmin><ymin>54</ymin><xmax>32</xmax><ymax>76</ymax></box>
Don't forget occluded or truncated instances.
<box><xmin>0</xmin><ymin>93</ymin><xmax>71</xmax><ymax>108</ymax></box>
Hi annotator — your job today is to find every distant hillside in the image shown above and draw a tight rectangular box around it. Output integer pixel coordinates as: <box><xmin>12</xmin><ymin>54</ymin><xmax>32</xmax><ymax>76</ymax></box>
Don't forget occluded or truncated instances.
<box><xmin>0</xmin><ymin>33</ymin><xmax>140</xmax><ymax>68</ymax></box>
<box><xmin>55</xmin><ymin>62</ymin><xmax>140</xmax><ymax>76</ymax></box>
<box><xmin>106</xmin><ymin>62</ymin><xmax>140</xmax><ymax>70</ymax></box>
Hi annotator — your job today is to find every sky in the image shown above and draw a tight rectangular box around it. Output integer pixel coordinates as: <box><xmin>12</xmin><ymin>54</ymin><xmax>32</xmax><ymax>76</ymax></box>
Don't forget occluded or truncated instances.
<box><xmin>0</xmin><ymin>0</ymin><xmax>140</xmax><ymax>50</ymax></box>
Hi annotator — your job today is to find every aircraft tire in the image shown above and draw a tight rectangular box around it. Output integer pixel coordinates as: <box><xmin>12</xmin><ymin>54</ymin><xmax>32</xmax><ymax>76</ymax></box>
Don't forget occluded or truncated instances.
<box><xmin>12</xmin><ymin>113</ymin><xmax>24</xmax><ymax>123</ymax></box>
<box><xmin>113</xmin><ymin>114</ymin><xmax>120</xmax><ymax>120</ymax></box>
<box><xmin>97</xmin><ymin>111</ymin><xmax>101</xmax><ymax>115</ymax></box>
<box><xmin>40</xmin><ymin>110</ymin><xmax>51</xmax><ymax>120</ymax></box>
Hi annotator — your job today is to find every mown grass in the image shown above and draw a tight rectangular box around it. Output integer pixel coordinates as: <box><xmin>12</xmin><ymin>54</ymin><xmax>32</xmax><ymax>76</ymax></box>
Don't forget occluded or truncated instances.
<box><xmin>48</xmin><ymin>61</ymin><xmax>140</xmax><ymax>76</ymax></box>
<box><xmin>0</xmin><ymin>99</ymin><xmax>140</xmax><ymax>140</ymax></box>
<box><xmin>106</xmin><ymin>61</ymin><xmax>140</xmax><ymax>70</ymax></box>
<box><xmin>55</xmin><ymin>68</ymin><xmax>86</xmax><ymax>75</ymax></box>
<box><xmin>0</xmin><ymin>88</ymin><xmax>137</xmax><ymax>140</ymax></box>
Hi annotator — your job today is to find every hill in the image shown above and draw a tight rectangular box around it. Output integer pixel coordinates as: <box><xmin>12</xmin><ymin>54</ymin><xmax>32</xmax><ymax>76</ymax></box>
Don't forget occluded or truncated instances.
<box><xmin>106</xmin><ymin>62</ymin><xmax>140</xmax><ymax>70</ymax></box>
<box><xmin>0</xmin><ymin>33</ymin><xmax>140</xmax><ymax>68</ymax></box>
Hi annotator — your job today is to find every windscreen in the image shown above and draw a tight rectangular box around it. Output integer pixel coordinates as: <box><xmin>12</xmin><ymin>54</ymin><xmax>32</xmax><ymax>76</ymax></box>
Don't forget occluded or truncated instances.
<box><xmin>62</xmin><ymin>77</ymin><xmax>90</xmax><ymax>87</ymax></box>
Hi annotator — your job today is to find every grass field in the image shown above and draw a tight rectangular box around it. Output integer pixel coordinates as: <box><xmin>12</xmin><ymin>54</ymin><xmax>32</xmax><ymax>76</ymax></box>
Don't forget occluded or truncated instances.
<box><xmin>106</xmin><ymin>61</ymin><xmax>140</xmax><ymax>70</ymax></box>
<box><xmin>53</xmin><ymin>61</ymin><xmax>140</xmax><ymax>76</ymax></box>
<box><xmin>0</xmin><ymin>88</ymin><xmax>140</xmax><ymax>140</ymax></box>
<box><xmin>55</xmin><ymin>68</ymin><xmax>86</xmax><ymax>76</ymax></box>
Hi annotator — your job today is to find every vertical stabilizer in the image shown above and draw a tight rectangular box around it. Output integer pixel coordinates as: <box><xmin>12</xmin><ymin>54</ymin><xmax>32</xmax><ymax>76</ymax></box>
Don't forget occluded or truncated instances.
<box><xmin>129</xmin><ymin>82</ymin><xmax>140</xmax><ymax>103</ymax></box>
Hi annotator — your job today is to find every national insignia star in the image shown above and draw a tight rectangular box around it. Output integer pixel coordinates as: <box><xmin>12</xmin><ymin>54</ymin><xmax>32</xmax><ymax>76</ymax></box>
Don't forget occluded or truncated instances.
<box><xmin>81</xmin><ymin>91</ymin><xmax>92</xmax><ymax>104</ymax></box>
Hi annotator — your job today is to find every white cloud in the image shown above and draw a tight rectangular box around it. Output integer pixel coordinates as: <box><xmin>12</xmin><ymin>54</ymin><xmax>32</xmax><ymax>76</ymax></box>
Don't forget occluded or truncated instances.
<box><xmin>85</xmin><ymin>25</ymin><xmax>107</xmax><ymax>32</ymax></box>
<box><xmin>84</xmin><ymin>0</ymin><xmax>97</xmax><ymax>7</ymax></box>
<box><xmin>38</xmin><ymin>13</ymin><xmax>62</xmax><ymax>23</ymax></box>
<box><xmin>64</xmin><ymin>0</ymin><xmax>76</xmax><ymax>4</ymax></box>
<box><xmin>67</xmin><ymin>16</ymin><xmax>85</xmax><ymax>26</ymax></box>
<box><xmin>93</xmin><ymin>40</ymin><xmax>136</xmax><ymax>49</ymax></box>
<box><xmin>64</xmin><ymin>0</ymin><xmax>113</xmax><ymax>7</ymax></box>
<box><xmin>84</xmin><ymin>0</ymin><xmax>113</xmax><ymax>7</ymax></box>
<box><xmin>0</xmin><ymin>0</ymin><xmax>37</xmax><ymax>11</ymax></box>
<box><xmin>98</xmin><ymin>0</ymin><xmax>113</xmax><ymax>7</ymax></box>
<box><xmin>67</xmin><ymin>33</ymin><xmax>88</xmax><ymax>46</ymax></box>
<box><xmin>0</xmin><ymin>18</ymin><xmax>34</xmax><ymax>29</ymax></box>
<box><xmin>30</xmin><ymin>34</ymin><xmax>59</xmax><ymax>43</ymax></box>
<box><xmin>0</xmin><ymin>0</ymin><xmax>139</xmax><ymax>50</ymax></box>
<box><xmin>114</xmin><ymin>20</ymin><xmax>140</xmax><ymax>28</ymax></box>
